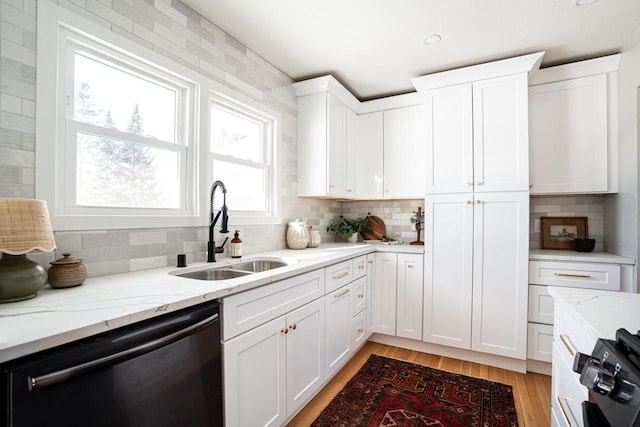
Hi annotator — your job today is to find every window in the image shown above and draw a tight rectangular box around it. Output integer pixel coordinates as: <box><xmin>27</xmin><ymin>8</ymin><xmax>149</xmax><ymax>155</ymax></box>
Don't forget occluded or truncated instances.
<box><xmin>209</xmin><ymin>95</ymin><xmax>278</xmax><ymax>222</ymax></box>
<box><xmin>36</xmin><ymin>1</ymin><xmax>280</xmax><ymax>230</ymax></box>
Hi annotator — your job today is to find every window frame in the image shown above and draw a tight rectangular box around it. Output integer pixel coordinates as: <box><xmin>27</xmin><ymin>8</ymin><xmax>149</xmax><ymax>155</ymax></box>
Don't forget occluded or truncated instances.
<box><xmin>208</xmin><ymin>93</ymin><xmax>279</xmax><ymax>224</ymax></box>
<box><xmin>35</xmin><ymin>0</ymin><xmax>281</xmax><ymax>231</ymax></box>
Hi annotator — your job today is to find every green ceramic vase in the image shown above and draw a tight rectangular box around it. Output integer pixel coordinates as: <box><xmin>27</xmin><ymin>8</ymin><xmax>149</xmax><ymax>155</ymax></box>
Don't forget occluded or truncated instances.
<box><xmin>0</xmin><ymin>253</ymin><xmax>47</xmax><ymax>303</ymax></box>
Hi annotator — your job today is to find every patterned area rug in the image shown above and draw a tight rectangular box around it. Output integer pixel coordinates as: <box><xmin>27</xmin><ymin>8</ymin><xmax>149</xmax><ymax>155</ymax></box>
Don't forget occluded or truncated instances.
<box><xmin>311</xmin><ymin>354</ymin><xmax>518</xmax><ymax>427</ymax></box>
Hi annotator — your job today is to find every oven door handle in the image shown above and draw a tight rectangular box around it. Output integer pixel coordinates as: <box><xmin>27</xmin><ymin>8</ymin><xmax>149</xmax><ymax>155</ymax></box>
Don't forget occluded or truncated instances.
<box><xmin>28</xmin><ymin>312</ymin><xmax>218</xmax><ymax>392</ymax></box>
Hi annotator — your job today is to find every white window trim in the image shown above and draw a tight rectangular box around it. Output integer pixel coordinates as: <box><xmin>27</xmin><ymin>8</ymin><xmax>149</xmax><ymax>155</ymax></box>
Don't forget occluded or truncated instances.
<box><xmin>36</xmin><ymin>0</ymin><xmax>281</xmax><ymax>230</ymax></box>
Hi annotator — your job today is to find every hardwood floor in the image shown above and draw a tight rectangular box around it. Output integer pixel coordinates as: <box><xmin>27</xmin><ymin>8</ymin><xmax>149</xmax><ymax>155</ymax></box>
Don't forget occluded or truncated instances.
<box><xmin>288</xmin><ymin>341</ymin><xmax>552</xmax><ymax>427</ymax></box>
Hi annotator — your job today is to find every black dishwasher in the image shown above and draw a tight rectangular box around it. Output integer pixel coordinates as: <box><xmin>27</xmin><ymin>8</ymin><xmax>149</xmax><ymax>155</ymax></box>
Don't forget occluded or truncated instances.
<box><xmin>1</xmin><ymin>299</ymin><xmax>222</xmax><ymax>427</ymax></box>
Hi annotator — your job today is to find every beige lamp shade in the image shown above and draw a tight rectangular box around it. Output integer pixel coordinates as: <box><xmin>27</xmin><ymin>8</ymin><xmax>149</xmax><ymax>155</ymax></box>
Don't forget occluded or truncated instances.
<box><xmin>0</xmin><ymin>198</ymin><xmax>56</xmax><ymax>255</ymax></box>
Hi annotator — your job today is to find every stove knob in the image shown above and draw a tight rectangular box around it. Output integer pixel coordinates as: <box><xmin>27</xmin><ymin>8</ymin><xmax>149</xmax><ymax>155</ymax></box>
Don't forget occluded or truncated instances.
<box><xmin>573</xmin><ymin>352</ymin><xmax>599</xmax><ymax>374</ymax></box>
<box><xmin>582</xmin><ymin>365</ymin><xmax>615</xmax><ymax>395</ymax></box>
<box><xmin>611</xmin><ymin>378</ymin><xmax>635</xmax><ymax>403</ymax></box>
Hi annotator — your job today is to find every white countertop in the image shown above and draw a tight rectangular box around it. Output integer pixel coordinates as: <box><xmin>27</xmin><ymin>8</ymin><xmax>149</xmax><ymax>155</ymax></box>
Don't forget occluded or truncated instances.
<box><xmin>529</xmin><ymin>249</ymin><xmax>635</xmax><ymax>265</ymax></box>
<box><xmin>0</xmin><ymin>243</ymin><xmax>423</xmax><ymax>364</ymax></box>
<box><xmin>548</xmin><ymin>286</ymin><xmax>640</xmax><ymax>341</ymax></box>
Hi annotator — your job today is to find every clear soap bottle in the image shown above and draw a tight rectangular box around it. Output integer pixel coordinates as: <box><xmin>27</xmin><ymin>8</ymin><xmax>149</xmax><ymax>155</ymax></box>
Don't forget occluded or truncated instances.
<box><xmin>230</xmin><ymin>230</ymin><xmax>242</xmax><ymax>258</ymax></box>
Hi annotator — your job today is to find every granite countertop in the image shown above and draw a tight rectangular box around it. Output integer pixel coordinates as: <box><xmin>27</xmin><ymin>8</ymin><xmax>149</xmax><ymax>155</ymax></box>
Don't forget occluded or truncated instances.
<box><xmin>0</xmin><ymin>243</ymin><xmax>423</xmax><ymax>364</ymax></box>
<box><xmin>529</xmin><ymin>249</ymin><xmax>635</xmax><ymax>265</ymax></box>
<box><xmin>548</xmin><ymin>286</ymin><xmax>640</xmax><ymax>341</ymax></box>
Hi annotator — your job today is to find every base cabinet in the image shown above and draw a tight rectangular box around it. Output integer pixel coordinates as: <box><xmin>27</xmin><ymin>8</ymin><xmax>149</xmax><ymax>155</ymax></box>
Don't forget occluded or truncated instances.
<box><xmin>423</xmin><ymin>192</ymin><xmax>529</xmax><ymax>359</ymax></box>
<box><xmin>325</xmin><ymin>283</ymin><xmax>353</xmax><ymax>378</ymax></box>
<box><xmin>223</xmin><ymin>299</ymin><xmax>324</xmax><ymax>426</ymax></box>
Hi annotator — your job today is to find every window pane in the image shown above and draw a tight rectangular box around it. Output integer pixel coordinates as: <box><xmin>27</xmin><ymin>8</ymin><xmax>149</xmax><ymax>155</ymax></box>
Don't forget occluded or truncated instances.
<box><xmin>74</xmin><ymin>53</ymin><xmax>178</xmax><ymax>143</ymax></box>
<box><xmin>210</xmin><ymin>106</ymin><xmax>262</xmax><ymax>162</ymax></box>
<box><xmin>76</xmin><ymin>133</ymin><xmax>180</xmax><ymax>209</ymax></box>
<box><xmin>213</xmin><ymin>160</ymin><xmax>266</xmax><ymax>212</ymax></box>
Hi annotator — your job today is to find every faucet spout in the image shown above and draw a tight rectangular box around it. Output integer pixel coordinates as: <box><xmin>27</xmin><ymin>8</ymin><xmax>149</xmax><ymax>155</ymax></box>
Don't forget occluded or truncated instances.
<box><xmin>208</xmin><ymin>180</ymin><xmax>230</xmax><ymax>262</ymax></box>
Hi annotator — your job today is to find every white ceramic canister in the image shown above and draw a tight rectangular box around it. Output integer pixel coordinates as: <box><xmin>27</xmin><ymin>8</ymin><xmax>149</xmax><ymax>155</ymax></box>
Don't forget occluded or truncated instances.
<box><xmin>308</xmin><ymin>228</ymin><xmax>321</xmax><ymax>248</ymax></box>
<box><xmin>286</xmin><ymin>219</ymin><xmax>310</xmax><ymax>249</ymax></box>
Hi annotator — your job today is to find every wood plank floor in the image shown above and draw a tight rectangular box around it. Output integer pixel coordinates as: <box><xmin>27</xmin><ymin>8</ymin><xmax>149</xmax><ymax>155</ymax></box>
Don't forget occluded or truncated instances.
<box><xmin>288</xmin><ymin>341</ymin><xmax>552</xmax><ymax>427</ymax></box>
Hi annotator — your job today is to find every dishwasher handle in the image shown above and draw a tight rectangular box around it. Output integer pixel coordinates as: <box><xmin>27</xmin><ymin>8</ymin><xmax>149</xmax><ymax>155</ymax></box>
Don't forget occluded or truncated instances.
<box><xmin>28</xmin><ymin>311</ymin><xmax>218</xmax><ymax>392</ymax></box>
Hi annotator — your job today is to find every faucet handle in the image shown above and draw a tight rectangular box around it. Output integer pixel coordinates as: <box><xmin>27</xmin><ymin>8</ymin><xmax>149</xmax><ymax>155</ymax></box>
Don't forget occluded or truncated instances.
<box><xmin>215</xmin><ymin>237</ymin><xmax>229</xmax><ymax>254</ymax></box>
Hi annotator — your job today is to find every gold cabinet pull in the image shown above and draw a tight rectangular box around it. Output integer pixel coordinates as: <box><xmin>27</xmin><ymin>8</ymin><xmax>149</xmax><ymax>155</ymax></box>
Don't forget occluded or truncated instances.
<box><xmin>554</xmin><ymin>273</ymin><xmax>591</xmax><ymax>278</ymax></box>
<box><xmin>559</xmin><ymin>333</ymin><xmax>577</xmax><ymax>356</ymax></box>
<box><xmin>332</xmin><ymin>271</ymin><xmax>349</xmax><ymax>280</ymax></box>
<box><xmin>466</xmin><ymin>200</ymin><xmax>472</xmax><ymax>204</ymax></box>
<box><xmin>357</xmin><ymin>328</ymin><xmax>363</xmax><ymax>333</ymax></box>
<box><xmin>289</xmin><ymin>324</ymin><xmax>297</xmax><ymax>330</ymax></box>
<box><xmin>358</xmin><ymin>293</ymin><xmax>363</xmax><ymax>298</ymax></box>
<box><xmin>334</xmin><ymin>288</ymin><xmax>350</xmax><ymax>298</ymax></box>
<box><xmin>476</xmin><ymin>200</ymin><xmax>482</xmax><ymax>204</ymax></box>
<box><xmin>465</xmin><ymin>181</ymin><xmax>473</xmax><ymax>186</ymax></box>
<box><xmin>367</xmin><ymin>260</ymin><xmax>373</xmax><ymax>264</ymax></box>
<box><xmin>476</xmin><ymin>181</ymin><xmax>483</xmax><ymax>186</ymax></box>
<box><xmin>358</xmin><ymin>264</ymin><xmax>364</xmax><ymax>270</ymax></box>
<box><xmin>407</xmin><ymin>264</ymin><xmax>414</xmax><ymax>269</ymax></box>
<box><xmin>280</xmin><ymin>328</ymin><xmax>288</xmax><ymax>334</ymax></box>
<box><xmin>557</xmin><ymin>396</ymin><xmax>578</xmax><ymax>427</ymax></box>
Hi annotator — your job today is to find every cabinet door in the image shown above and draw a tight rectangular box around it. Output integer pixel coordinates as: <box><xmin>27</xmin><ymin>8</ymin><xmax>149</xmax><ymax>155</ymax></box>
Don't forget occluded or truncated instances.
<box><xmin>297</xmin><ymin>93</ymin><xmax>328</xmax><ymax>197</ymax></box>
<box><xmin>472</xmin><ymin>74</ymin><xmax>529</xmax><ymax>192</ymax></box>
<box><xmin>383</xmin><ymin>104</ymin><xmax>427</xmax><ymax>198</ymax></box>
<box><xmin>424</xmin><ymin>83</ymin><xmax>473</xmax><ymax>194</ymax></box>
<box><xmin>327</xmin><ymin>93</ymin><xmax>347</xmax><ymax>197</ymax></box>
<box><xmin>372</xmin><ymin>252</ymin><xmax>397</xmax><ymax>335</ymax></box>
<box><xmin>223</xmin><ymin>316</ymin><xmax>287</xmax><ymax>427</ymax></box>
<box><xmin>351</xmin><ymin>276</ymin><xmax>367</xmax><ymax>315</ymax></box>
<box><xmin>471</xmin><ymin>191</ymin><xmax>529</xmax><ymax>359</ymax></box>
<box><xmin>286</xmin><ymin>299</ymin><xmax>325</xmax><ymax>418</ymax></box>
<box><xmin>396</xmin><ymin>253</ymin><xmax>424</xmax><ymax>340</ymax></box>
<box><xmin>325</xmin><ymin>283</ymin><xmax>352</xmax><ymax>378</ymax></box>
<box><xmin>351</xmin><ymin>308</ymin><xmax>367</xmax><ymax>350</ymax></box>
<box><xmin>529</xmin><ymin>75</ymin><xmax>608</xmax><ymax>194</ymax></box>
<box><xmin>423</xmin><ymin>194</ymin><xmax>473</xmax><ymax>349</ymax></box>
<box><xmin>345</xmin><ymin>108</ymin><xmax>357</xmax><ymax>196</ymax></box>
<box><xmin>365</xmin><ymin>254</ymin><xmax>376</xmax><ymax>337</ymax></box>
<box><xmin>354</xmin><ymin>112</ymin><xmax>383</xmax><ymax>199</ymax></box>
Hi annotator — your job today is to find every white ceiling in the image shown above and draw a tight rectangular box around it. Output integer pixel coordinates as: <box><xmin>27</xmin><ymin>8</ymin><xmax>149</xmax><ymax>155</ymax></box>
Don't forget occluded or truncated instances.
<box><xmin>182</xmin><ymin>0</ymin><xmax>640</xmax><ymax>100</ymax></box>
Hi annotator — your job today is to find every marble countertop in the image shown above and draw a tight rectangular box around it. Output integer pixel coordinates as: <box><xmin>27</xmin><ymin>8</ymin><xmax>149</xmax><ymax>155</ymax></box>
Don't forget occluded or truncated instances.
<box><xmin>548</xmin><ymin>286</ymin><xmax>640</xmax><ymax>341</ymax></box>
<box><xmin>0</xmin><ymin>243</ymin><xmax>423</xmax><ymax>364</ymax></box>
<box><xmin>529</xmin><ymin>249</ymin><xmax>635</xmax><ymax>265</ymax></box>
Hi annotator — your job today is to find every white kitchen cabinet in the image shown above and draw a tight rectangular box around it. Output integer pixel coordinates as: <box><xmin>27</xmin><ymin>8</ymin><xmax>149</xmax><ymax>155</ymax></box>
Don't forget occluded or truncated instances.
<box><xmin>424</xmin><ymin>74</ymin><xmax>530</xmax><ymax>194</ymax></box>
<box><xmin>224</xmin><ymin>298</ymin><xmax>325</xmax><ymax>426</ymax></box>
<box><xmin>354</xmin><ymin>112</ymin><xmax>383</xmax><ymax>199</ymax></box>
<box><xmin>423</xmin><ymin>192</ymin><xmax>529</xmax><ymax>359</ymax></box>
<box><xmin>528</xmin><ymin>54</ymin><xmax>621</xmax><ymax>194</ymax></box>
<box><xmin>372</xmin><ymin>252</ymin><xmax>397</xmax><ymax>335</ymax></box>
<box><xmin>383</xmin><ymin>104</ymin><xmax>427</xmax><ymax>198</ymax></box>
<box><xmin>295</xmin><ymin>76</ymin><xmax>359</xmax><ymax>198</ymax></box>
<box><xmin>325</xmin><ymin>283</ymin><xmax>353</xmax><ymax>378</ymax></box>
<box><xmin>396</xmin><ymin>253</ymin><xmax>424</xmax><ymax>340</ymax></box>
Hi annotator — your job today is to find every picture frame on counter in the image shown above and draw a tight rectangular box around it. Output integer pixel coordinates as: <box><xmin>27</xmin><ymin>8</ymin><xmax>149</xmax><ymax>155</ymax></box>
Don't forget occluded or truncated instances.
<box><xmin>540</xmin><ymin>216</ymin><xmax>588</xmax><ymax>250</ymax></box>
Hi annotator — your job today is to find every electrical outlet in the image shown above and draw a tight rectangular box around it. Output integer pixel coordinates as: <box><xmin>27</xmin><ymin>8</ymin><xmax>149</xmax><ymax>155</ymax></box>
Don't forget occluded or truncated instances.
<box><xmin>534</xmin><ymin>219</ymin><xmax>540</xmax><ymax>233</ymax></box>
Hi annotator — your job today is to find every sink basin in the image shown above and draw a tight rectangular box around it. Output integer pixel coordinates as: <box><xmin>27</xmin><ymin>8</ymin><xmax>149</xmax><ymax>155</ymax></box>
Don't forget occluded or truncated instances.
<box><xmin>171</xmin><ymin>258</ymin><xmax>292</xmax><ymax>281</ymax></box>
<box><xmin>227</xmin><ymin>260</ymin><xmax>288</xmax><ymax>273</ymax></box>
<box><xmin>175</xmin><ymin>268</ymin><xmax>252</xmax><ymax>281</ymax></box>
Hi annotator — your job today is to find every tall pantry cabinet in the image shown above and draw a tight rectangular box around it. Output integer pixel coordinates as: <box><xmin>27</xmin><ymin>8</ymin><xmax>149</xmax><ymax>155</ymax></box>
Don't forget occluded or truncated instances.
<box><xmin>413</xmin><ymin>52</ymin><xmax>543</xmax><ymax>364</ymax></box>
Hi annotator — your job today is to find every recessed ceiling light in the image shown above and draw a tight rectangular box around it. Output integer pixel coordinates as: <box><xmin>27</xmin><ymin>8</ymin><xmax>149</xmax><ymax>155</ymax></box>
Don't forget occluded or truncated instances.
<box><xmin>423</xmin><ymin>34</ymin><xmax>442</xmax><ymax>45</ymax></box>
<box><xmin>572</xmin><ymin>0</ymin><xmax>598</xmax><ymax>6</ymax></box>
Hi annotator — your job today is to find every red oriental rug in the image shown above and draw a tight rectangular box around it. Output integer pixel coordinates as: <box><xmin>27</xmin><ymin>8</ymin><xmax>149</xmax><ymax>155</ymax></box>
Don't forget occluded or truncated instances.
<box><xmin>311</xmin><ymin>354</ymin><xmax>518</xmax><ymax>427</ymax></box>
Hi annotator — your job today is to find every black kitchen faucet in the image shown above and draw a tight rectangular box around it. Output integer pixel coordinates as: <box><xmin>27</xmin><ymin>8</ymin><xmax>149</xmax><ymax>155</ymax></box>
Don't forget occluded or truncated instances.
<box><xmin>207</xmin><ymin>180</ymin><xmax>229</xmax><ymax>262</ymax></box>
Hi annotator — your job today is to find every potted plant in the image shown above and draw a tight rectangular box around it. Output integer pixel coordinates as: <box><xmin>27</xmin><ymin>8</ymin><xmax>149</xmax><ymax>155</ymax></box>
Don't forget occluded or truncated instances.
<box><xmin>327</xmin><ymin>214</ymin><xmax>371</xmax><ymax>243</ymax></box>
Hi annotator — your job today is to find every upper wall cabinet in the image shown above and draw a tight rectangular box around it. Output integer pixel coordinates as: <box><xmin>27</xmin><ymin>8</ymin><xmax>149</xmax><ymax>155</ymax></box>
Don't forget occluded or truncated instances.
<box><xmin>421</xmin><ymin>75</ymin><xmax>529</xmax><ymax>193</ymax></box>
<box><xmin>294</xmin><ymin>76</ymin><xmax>360</xmax><ymax>199</ymax></box>
<box><xmin>528</xmin><ymin>54</ymin><xmax>621</xmax><ymax>194</ymax></box>
<box><xmin>353</xmin><ymin>112</ymin><xmax>384</xmax><ymax>199</ymax></box>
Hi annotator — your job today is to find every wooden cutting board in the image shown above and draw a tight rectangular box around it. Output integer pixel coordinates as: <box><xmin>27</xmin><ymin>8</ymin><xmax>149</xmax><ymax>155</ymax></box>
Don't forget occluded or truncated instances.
<box><xmin>360</xmin><ymin>216</ymin><xmax>386</xmax><ymax>240</ymax></box>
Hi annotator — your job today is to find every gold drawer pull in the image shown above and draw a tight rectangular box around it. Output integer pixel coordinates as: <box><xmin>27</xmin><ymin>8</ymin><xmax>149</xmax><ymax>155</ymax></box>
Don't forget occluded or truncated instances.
<box><xmin>560</xmin><ymin>333</ymin><xmax>577</xmax><ymax>357</ymax></box>
<box><xmin>557</xmin><ymin>396</ymin><xmax>578</xmax><ymax>427</ymax></box>
<box><xmin>358</xmin><ymin>293</ymin><xmax>363</xmax><ymax>298</ymax></box>
<box><xmin>358</xmin><ymin>264</ymin><xmax>364</xmax><ymax>270</ymax></box>
<box><xmin>554</xmin><ymin>273</ymin><xmax>591</xmax><ymax>278</ymax></box>
<box><xmin>357</xmin><ymin>328</ymin><xmax>363</xmax><ymax>333</ymax></box>
<box><xmin>280</xmin><ymin>328</ymin><xmax>288</xmax><ymax>334</ymax></box>
<box><xmin>289</xmin><ymin>324</ymin><xmax>297</xmax><ymax>330</ymax></box>
<box><xmin>333</xmin><ymin>288</ymin><xmax>350</xmax><ymax>298</ymax></box>
<box><xmin>367</xmin><ymin>260</ymin><xmax>373</xmax><ymax>264</ymax></box>
<box><xmin>332</xmin><ymin>271</ymin><xmax>349</xmax><ymax>280</ymax></box>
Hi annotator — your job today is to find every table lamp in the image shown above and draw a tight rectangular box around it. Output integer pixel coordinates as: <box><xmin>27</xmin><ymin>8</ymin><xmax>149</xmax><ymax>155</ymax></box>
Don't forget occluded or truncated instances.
<box><xmin>0</xmin><ymin>199</ymin><xmax>56</xmax><ymax>303</ymax></box>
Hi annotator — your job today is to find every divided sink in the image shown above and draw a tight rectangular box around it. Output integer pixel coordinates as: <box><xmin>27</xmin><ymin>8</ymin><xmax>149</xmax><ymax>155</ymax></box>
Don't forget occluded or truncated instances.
<box><xmin>171</xmin><ymin>258</ymin><xmax>290</xmax><ymax>281</ymax></box>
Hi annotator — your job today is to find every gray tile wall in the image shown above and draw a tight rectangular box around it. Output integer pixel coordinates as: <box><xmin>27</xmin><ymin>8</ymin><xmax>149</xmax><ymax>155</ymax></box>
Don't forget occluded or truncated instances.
<box><xmin>530</xmin><ymin>196</ymin><xmax>605</xmax><ymax>251</ymax></box>
<box><xmin>0</xmin><ymin>0</ymin><xmax>337</xmax><ymax>276</ymax></box>
<box><xmin>340</xmin><ymin>200</ymin><xmax>425</xmax><ymax>243</ymax></box>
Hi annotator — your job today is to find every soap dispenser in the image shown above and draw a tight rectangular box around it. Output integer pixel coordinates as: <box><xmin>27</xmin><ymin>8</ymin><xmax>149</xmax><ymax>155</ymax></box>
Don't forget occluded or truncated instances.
<box><xmin>230</xmin><ymin>230</ymin><xmax>242</xmax><ymax>258</ymax></box>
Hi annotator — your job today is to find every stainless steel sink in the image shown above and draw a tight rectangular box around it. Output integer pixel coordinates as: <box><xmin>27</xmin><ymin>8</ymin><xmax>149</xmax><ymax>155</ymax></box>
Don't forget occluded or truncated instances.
<box><xmin>227</xmin><ymin>260</ymin><xmax>288</xmax><ymax>273</ymax></box>
<box><xmin>171</xmin><ymin>258</ymin><xmax>292</xmax><ymax>281</ymax></box>
<box><xmin>175</xmin><ymin>268</ymin><xmax>252</xmax><ymax>281</ymax></box>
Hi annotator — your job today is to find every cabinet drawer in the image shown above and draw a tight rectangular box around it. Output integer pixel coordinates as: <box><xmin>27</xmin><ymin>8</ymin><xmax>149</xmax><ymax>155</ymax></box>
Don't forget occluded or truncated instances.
<box><xmin>351</xmin><ymin>276</ymin><xmax>366</xmax><ymax>315</ymax></box>
<box><xmin>528</xmin><ymin>284</ymin><xmax>554</xmax><ymax>324</ymax></box>
<box><xmin>552</xmin><ymin>342</ymin><xmax>587</xmax><ymax>427</ymax></box>
<box><xmin>325</xmin><ymin>260</ymin><xmax>353</xmax><ymax>293</ymax></box>
<box><xmin>222</xmin><ymin>269</ymin><xmax>325</xmax><ymax>340</ymax></box>
<box><xmin>529</xmin><ymin>261</ymin><xmax>620</xmax><ymax>291</ymax></box>
<box><xmin>351</xmin><ymin>309</ymin><xmax>367</xmax><ymax>350</ymax></box>
<box><xmin>352</xmin><ymin>255</ymin><xmax>367</xmax><ymax>280</ymax></box>
<box><xmin>554</xmin><ymin>304</ymin><xmax>598</xmax><ymax>371</ymax></box>
<box><xmin>527</xmin><ymin>322</ymin><xmax>553</xmax><ymax>362</ymax></box>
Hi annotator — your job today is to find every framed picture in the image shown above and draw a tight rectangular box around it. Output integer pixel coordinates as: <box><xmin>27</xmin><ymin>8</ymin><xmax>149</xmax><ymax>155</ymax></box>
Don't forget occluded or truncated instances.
<box><xmin>540</xmin><ymin>216</ymin><xmax>588</xmax><ymax>250</ymax></box>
